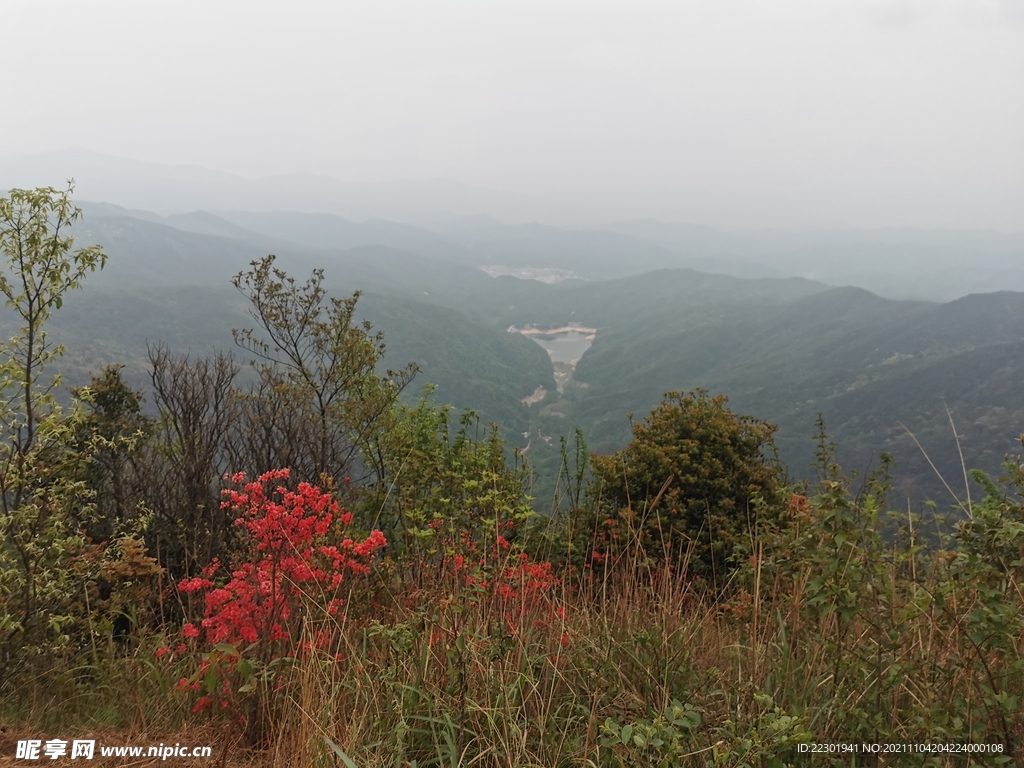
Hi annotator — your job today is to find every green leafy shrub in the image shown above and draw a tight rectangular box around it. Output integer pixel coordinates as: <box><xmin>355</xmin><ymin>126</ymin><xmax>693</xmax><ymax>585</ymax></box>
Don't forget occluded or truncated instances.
<box><xmin>365</xmin><ymin>393</ymin><xmax>537</xmax><ymax>572</ymax></box>
<box><xmin>589</xmin><ymin>389</ymin><xmax>784</xmax><ymax>580</ymax></box>
<box><xmin>599</xmin><ymin>698</ymin><xmax>703</xmax><ymax>767</ymax></box>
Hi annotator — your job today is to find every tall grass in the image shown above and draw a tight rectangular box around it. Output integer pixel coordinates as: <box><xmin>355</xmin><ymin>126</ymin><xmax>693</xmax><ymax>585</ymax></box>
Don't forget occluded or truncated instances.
<box><xmin>191</xmin><ymin>491</ymin><xmax>1024</xmax><ymax>766</ymax></box>
<box><xmin>6</xmin><ymin>468</ymin><xmax>1024</xmax><ymax>767</ymax></box>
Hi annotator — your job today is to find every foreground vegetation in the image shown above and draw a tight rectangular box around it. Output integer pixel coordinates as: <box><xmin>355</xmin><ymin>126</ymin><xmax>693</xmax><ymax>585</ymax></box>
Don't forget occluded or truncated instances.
<box><xmin>3</xmin><ymin>188</ymin><xmax>1024</xmax><ymax>766</ymax></box>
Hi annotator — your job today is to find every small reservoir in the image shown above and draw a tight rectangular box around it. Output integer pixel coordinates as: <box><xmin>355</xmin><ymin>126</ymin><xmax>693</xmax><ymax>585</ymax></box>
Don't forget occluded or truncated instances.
<box><xmin>510</xmin><ymin>325</ymin><xmax>597</xmax><ymax>366</ymax></box>
<box><xmin>530</xmin><ymin>331</ymin><xmax>593</xmax><ymax>364</ymax></box>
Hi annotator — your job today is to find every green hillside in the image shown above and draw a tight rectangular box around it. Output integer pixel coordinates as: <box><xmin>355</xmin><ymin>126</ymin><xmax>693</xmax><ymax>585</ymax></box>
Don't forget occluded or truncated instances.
<box><xmin>566</xmin><ymin>286</ymin><xmax>1024</xmax><ymax>504</ymax></box>
<box><xmin>0</xmin><ymin>284</ymin><xmax>551</xmax><ymax>445</ymax></box>
<box><xmin>358</xmin><ymin>294</ymin><xmax>555</xmax><ymax>433</ymax></box>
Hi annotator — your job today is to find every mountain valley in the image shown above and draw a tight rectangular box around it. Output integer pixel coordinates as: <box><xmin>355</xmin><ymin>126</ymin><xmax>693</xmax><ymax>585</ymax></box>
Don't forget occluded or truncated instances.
<box><xmin>0</xmin><ymin>200</ymin><xmax>1010</xmax><ymax>515</ymax></box>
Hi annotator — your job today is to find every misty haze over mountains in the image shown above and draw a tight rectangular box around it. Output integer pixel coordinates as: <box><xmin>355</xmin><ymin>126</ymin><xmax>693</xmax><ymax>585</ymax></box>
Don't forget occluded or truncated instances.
<box><xmin>2</xmin><ymin>149</ymin><xmax>1023</xmax><ymax>511</ymax></box>
<box><xmin>4</xmin><ymin>150</ymin><xmax>1022</xmax><ymax>303</ymax></box>
<box><xmin>0</xmin><ymin>149</ymin><xmax>598</xmax><ymax>227</ymax></box>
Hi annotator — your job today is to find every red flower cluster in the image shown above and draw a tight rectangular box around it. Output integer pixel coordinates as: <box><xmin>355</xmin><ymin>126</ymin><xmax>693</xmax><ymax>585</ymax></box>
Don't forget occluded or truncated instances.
<box><xmin>492</xmin><ymin>554</ymin><xmax>557</xmax><ymax>601</ymax></box>
<box><xmin>178</xmin><ymin>468</ymin><xmax>386</xmax><ymax>647</ymax></box>
<box><xmin>407</xmin><ymin>518</ymin><xmax>568</xmax><ymax>653</ymax></box>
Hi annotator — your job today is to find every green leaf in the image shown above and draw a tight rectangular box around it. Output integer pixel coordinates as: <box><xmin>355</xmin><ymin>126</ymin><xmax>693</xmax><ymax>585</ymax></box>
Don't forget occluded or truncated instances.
<box><xmin>237</xmin><ymin>658</ymin><xmax>254</xmax><ymax>681</ymax></box>
<box><xmin>203</xmin><ymin>669</ymin><xmax>219</xmax><ymax>694</ymax></box>
<box><xmin>322</xmin><ymin>736</ymin><xmax>358</xmax><ymax>768</ymax></box>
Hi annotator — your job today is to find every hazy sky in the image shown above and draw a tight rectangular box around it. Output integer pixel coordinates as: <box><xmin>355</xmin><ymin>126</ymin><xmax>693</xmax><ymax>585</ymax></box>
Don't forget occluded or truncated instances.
<box><xmin>2</xmin><ymin>0</ymin><xmax>1022</xmax><ymax>228</ymax></box>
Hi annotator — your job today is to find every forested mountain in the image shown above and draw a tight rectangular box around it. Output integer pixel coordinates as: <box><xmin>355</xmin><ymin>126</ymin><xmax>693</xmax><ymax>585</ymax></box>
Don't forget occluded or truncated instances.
<box><xmin>570</xmin><ymin>287</ymin><xmax>1024</xmax><ymax>504</ymax></box>
<box><xmin>0</xmin><ymin>284</ymin><xmax>552</xmax><ymax>445</ymax></box>
<box><xmin>6</xmin><ymin>199</ymin><xmax>1018</xmax><ymax>512</ymax></box>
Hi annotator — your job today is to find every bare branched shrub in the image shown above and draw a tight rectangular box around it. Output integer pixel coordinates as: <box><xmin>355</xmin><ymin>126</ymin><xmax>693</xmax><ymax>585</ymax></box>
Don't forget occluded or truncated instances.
<box><xmin>145</xmin><ymin>344</ymin><xmax>238</xmax><ymax>575</ymax></box>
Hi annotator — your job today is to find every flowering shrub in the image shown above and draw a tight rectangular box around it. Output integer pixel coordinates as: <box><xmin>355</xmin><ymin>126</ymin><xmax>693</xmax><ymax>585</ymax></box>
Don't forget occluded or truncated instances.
<box><xmin>173</xmin><ymin>469</ymin><xmax>386</xmax><ymax>738</ymax></box>
<box><xmin>431</xmin><ymin>525</ymin><xmax>564</xmax><ymax>645</ymax></box>
<box><xmin>178</xmin><ymin>468</ymin><xmax>386</xmax><ymax>648</ymax></box>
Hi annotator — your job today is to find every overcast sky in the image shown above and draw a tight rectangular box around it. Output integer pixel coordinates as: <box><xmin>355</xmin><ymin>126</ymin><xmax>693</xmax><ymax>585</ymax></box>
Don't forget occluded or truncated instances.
<box><xmin>2</xmin><ymin>0</ymin><xmax>1022</xmax><ymax>228</ymax></box>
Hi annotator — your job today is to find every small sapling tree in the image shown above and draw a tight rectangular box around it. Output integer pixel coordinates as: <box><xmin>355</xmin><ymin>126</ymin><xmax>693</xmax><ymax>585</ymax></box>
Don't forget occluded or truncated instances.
<box><xmin>230</xmin><ymin>255</ymin><xmax>417</xmax><ymax>489</ymax></box>
<box><xmin>0</xmin><ymin>184</ymin><xmax>107</xmax><ymax>670</ymax></box>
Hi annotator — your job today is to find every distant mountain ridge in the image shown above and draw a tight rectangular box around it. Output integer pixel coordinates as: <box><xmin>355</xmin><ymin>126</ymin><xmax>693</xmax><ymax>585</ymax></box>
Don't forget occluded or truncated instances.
<box><xmin>7</xmin><ymin>150</ymin><xmax>1023</xmax><ymax>300</ymax></box>
<box><xmin>0</xmin><ymin>149</ymin><xmax>597</xmax><ymax>224</ymax></box>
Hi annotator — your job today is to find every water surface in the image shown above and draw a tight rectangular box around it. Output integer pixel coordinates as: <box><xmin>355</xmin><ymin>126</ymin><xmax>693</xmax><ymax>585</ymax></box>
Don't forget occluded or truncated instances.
<box><xmin>529</xmin><ymin>331</ymin><xmax>593</xmax><ymax>364</ymax></box>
